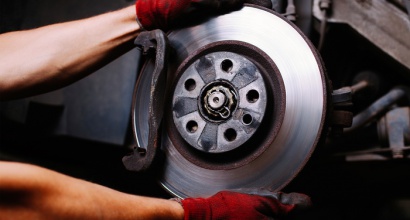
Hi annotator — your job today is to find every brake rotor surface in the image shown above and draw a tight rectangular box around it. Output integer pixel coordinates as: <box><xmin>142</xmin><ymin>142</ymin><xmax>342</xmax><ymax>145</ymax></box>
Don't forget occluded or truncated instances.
<box><xmin>159</xmin><ymin>5</ymin><xmax>326</xmax><ymax>198</ymax></box>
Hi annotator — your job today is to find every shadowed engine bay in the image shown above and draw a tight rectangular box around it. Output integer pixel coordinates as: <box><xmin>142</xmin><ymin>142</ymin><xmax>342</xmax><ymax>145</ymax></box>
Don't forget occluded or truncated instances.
<box><xmin>1</xmin><ymin>0</ymin><xmax>410</xmax><ymax>219</ymax></box>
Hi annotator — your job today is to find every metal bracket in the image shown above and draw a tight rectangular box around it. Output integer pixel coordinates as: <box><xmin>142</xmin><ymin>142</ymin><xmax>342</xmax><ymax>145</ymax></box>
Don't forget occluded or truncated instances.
<box><xmin>123</xmin><ymin>30</ymin><xmax>169</xmax><ymax>172</ymax></box>
<box><xmin>330</xmin><ymin>87</ymin><xmax>353</xmax><ymax>136</ymax></box>
<box><xmin>378</xmin><ymin>107</ymin><xmax>410</xmax><ymax>159</ymax></box>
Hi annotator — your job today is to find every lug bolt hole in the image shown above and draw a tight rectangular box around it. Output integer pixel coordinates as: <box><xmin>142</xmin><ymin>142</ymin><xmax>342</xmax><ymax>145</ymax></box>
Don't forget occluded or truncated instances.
<box><xmin>185</xmin><ymin>78</ymin><xmax>196</xmax><ymax>91</ymax></box>
<box><xmin>186</xmin><ymin>120</ymin><xmax>198</xmax><ymax>133</ymax></box>
<box><xmin>224</xmin><ymin>128</ymin><xmax>237</xmax><ymax>142</ymax></box>
<box><xmin>221</xmin><ymin>59</ymin><xmax>233</xmax><ymax>73</ymax></box>
<box><xmin>242</xmin><ymin>114</ymin><xmax>253</xmax><ymax>125</ymax></box>
<box><xmin>246</xmin><ymin>90</ymin><xmax>259</xmax><ymax>103</ymax></box>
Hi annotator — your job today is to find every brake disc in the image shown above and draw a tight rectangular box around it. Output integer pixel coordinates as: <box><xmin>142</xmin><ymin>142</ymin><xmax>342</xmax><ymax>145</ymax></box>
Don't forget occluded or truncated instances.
<box><xmin>153</xmin><ymin>5</ymin><xmax>327</xmax><ymax>198</ymax></box>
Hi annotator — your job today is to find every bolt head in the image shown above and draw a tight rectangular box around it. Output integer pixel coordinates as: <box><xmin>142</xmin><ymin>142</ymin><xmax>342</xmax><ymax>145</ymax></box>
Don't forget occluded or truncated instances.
<box><xmin>208</xmin><ymin>91</ymin><xmax>226</xmax><ymax>109</ymax></box>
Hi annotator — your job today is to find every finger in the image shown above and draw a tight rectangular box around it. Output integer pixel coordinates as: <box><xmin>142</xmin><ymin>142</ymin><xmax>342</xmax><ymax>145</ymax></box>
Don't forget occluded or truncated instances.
<box><xmin>277</xmin><ymin>192</ymin><xmax>312</xmax><ymax>211</ymax></box>
<box><xmin>230</xmin><ymin>188</ymin><xmax>280</xmax><ymax>199</ymax></box>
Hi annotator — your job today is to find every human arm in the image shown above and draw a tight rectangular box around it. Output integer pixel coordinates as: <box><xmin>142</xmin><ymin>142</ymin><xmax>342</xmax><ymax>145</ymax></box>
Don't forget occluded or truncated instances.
<box><xmin>0</xmin><ymin>161</ymin><xmax>184</xmax><ymax>220</ymax></box>
<box><xmin>0</xmin><ymin>161</ymin><xmax>310</xmax><ymax>220</ymax></box>
<box><xmin>0</xmin><ymin>0</ymin><xmax>249</xmax><ymax>101</ymax></box>
<box><xmin>0</xmin><ymin>6</ymin><xmax>141</xmax><ymax>100</ymax></box>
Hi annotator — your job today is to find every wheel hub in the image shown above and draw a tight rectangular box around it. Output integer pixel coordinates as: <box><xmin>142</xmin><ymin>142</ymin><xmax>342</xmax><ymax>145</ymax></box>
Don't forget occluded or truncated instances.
<box><xmin>172</xmin><ymin>51</ymin><xmax>268</xmax><ymax>153</ymax></box>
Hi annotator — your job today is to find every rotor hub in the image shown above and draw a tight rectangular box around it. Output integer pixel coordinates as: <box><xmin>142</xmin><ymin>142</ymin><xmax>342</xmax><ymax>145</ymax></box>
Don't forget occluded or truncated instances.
<box><xmin>172</xmin><ymin>52</ymin><xmax>268</xmax><ymax>153</ymax></box>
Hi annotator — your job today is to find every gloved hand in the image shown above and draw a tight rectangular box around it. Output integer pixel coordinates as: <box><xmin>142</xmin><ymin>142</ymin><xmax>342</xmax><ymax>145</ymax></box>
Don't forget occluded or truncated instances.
<box><xmin>135</xmin><ymin>0</ymin><xmax>244</xmax><ymax>31</ymax></box>
<box><xmin>136</xmin><ymin>0</ymin><xmax>273</xmax><ymax>31</ymax></box>
<box><xmin>179</xmin><ymin>190</ymin><xmax>312</xmax><ymax>220</ymax></box>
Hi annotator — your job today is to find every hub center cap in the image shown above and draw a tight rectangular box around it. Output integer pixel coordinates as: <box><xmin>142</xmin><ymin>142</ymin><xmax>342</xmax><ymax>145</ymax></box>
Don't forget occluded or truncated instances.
<box><xmin>208</xmin><ymin>91</ymin><xmax>225</xmax><ymax>109</ymax></box>
<box><xmin>201</xmin><ymin>81</ymin><xmax>238</xmax><ymax>122</ymax></box>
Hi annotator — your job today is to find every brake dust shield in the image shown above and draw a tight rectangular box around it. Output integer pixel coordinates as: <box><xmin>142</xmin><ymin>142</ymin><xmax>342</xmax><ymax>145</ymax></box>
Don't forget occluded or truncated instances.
<box><xmin>158</xmin><ymin>5</ymin><xmax>327</xmax><ymax>198</ymax></box>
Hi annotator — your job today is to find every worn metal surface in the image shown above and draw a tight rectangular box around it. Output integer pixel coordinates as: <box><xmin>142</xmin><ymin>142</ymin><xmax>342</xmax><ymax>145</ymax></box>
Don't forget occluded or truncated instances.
<box><xmin>165</xmin><ymin>40</ymin><xmax>287</xmax><ymax>171</ymax></box>
<box><xmin>330</xmin><ymin>92</ymin><xmax>352</xmax><ymax>137</ymax></box>
<box><xmin>313</xmin><ymin>0</ymin><xmax>410</xmax><ymax>70</ymax></box>
<box><xmin>345</xmin><ymin>87</ymin><xmax>408</xmax><ymax>133</ymax></box>
<box><xmin>159</xmin><ymin>5</ymin><xmax>327</xmax><ymax>198</ymax></box>
<box><xmin>123</xmin><ymin>30</ymin><xmax>169</xmax><ymax>172</ymax></box>
<box><xmin>378</xmin><ymin>107</ymin><xmax>410</xmax><ymax>158</ymax></box>
<box><xmin>172</xmin><ymin>52</ymin><xmax>267</xmax><ymax>153</ymax></box>
<box><xmin>340</xmin><ymin>107</ymin><xmax>410</xmax><ymax>161</ymax></box>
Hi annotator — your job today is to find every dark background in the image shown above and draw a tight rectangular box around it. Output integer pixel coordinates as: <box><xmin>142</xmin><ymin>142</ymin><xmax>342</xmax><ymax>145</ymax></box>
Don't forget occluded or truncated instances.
<box><xmin>1</xmin><ymin>1</ymin><xmax>410</xmax><ymax>219</ymax></box>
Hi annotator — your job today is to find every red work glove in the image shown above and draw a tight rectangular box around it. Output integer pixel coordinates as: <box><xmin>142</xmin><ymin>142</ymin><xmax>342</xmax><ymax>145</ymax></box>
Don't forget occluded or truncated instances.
<box><xmin>135</xmin><ymin>0</ymin><xmax>244</xmax><ymax>31</ymax></box>
<box><xmin>180</xmin><ymin>190</ymin><xmax>311</xmax><ymax>220</ymax></box>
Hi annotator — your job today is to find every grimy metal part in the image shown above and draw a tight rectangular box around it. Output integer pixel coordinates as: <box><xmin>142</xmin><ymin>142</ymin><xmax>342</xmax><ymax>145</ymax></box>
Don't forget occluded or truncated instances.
<box><xmin>172</xmin><ymin>52</ymin><xmax>267</xmax><ymax>153</ymax></box>
<box><xmin>159</xmin><ymin>5</ymin><xmax>327</xmax><ymax>198</ymax></box>
<box><xmin>123</xmin><ymin>30</ymin><xmax>168</xmax><ymax>172</ymax></box>
<box><xmin>313</xmin><ymin>0</ymin><xmax>410</xmax><ymax>70</ymax></box>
